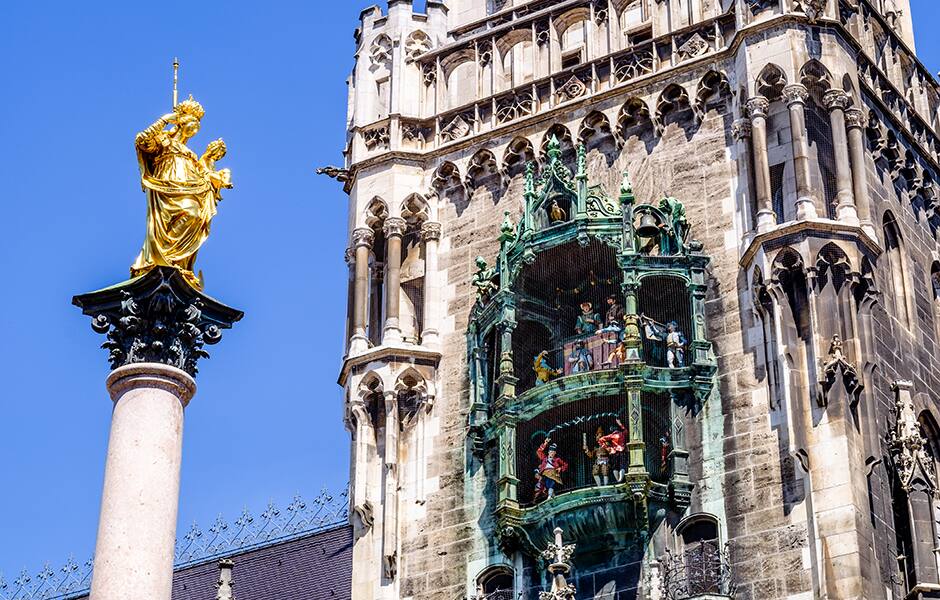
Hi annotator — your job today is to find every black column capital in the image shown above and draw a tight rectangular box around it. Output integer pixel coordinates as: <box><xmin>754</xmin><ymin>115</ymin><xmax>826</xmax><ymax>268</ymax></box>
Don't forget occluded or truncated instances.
<box><xmin>73</xmin><ymin>267</ymin><xmax>244</xmax><ymax>376</ymax></box>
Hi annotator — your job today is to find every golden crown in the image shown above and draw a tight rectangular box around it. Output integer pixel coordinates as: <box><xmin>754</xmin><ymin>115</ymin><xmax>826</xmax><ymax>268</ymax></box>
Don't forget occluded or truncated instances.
<box><xmin>174</xmin><ymin>95</ymin><xmax>205</xmax><ymax>120</ymax></box>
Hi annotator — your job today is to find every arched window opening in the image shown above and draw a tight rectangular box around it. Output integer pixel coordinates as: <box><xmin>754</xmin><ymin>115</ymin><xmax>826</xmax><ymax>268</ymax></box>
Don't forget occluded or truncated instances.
<box><xmin>618</xmin><ymin>0</ymin><xmax>651</xmax><ymax>44</ymax></box>
<box><xmin>931</xmin><ymin>262</ymin><xmax>940</xmax><ymax>340</ymax></box>
<box><xmin>514</xmin><ymin>239</ymin><xmax>623</xmax><ymax>394</ymax></box>
<box><xmin>444</xmin><ymin>54</ymin><xmax>477</xmax><ymax>111</ymax></box>
<box><xmin>477</xmin><ymin>566</ymin><xmax>514</xmax><ymax>599</ymax></box>
<box><xmin>883</xmin><ymin>213</ymin><xmax>914</xmax><ymax>329</ymax></box>
<box><xmin>806</xmin><ymin>103</ymin><xmax>839</xmax><ymax>218</ymax></box>
<box><xmin>365</xmin><ymin>199</ymin><xmax>389</xmax><ymax>347</ymax></box>
<box><xmin>556</xmin><ymin>12</ymin><xmax>589</xmax><ymax>69</ymax></box>
<box><xmin>638</xmin><ymin>276</ymin><xmax>693</xmax><ymax>369</ymax></box>
<box><xmin>670</xmin><ymin>515</ymin><xmax>724</xmax><ymax>596</ymax></box>
<box><xmin>499</xmin><ymin>37</ymin><xmax>534</xmax><ymax>90</ymax></box>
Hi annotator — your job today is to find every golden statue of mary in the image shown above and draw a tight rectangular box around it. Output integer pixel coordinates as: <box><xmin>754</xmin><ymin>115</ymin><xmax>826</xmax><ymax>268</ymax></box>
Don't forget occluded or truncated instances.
<box><xmin>131</xmin><ymin>96</ymin><xmax>232</xmax><ymax>290</ymax></box>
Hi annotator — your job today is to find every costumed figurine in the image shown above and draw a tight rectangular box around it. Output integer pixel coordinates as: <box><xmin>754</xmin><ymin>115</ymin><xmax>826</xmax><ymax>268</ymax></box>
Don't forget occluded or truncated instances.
<box><xmin>575</xmin><ymin>301</ymin><xmax>601</xmax><ymax>336</ymax></box>
<box><xmin>471</xmin><ymin>256</ymin><xmax>498</xmax><ymax>303</ymax></box>
<box><xmin>659</xmin><ymin>194</ymin><xmax>689</xmax><ymax>255</ymax></box>
<box><xmin>549</xmin><ymin>200</ymin><xmax>567</xmax><ymax>223</ymax></box>
<box><xmin>536</xmin><ymin>438</ymin><xmax>568</xmax><ymax>499</ymax></box>
<box><xmin>641</xmin><ymin>315</ymin><xmax>687</xmax><ymax>368</ymax></box>
<box><xmin>534</xmin><ymin>351</ymin><xmax>562</xmax><ymax>386</ymax></box>
<box><xmin>583</xmin><ymin>428</ymin><xmax>611</xmax><ymax>486</ymax></box>
<box><xmin>601</xmin><ymin>294</ymin><xmax>625</xmax><ymax>333</ymax></box>
<box><xmin>533</xmin><ymin>468</ymin><xmax>548</xmax><ymax>503</ymax></box>
<box><xmin>567</xmin><ymin>340</ymin><xmax>594</xmax><ymax>374</ymax></box>
<box><xmin>598</xmin><ymin>419</ymin><xmax>628</xmax><ymax>483</ymax></box>
<box><xmin>660</xmin><ymin>434</ymin><xmax>671</xmax><ymax>471</ymax></box>
<box><xmin>603</xmin><ymin>340</ymin><xmax>628</xmax><ymax>367</ymax></box>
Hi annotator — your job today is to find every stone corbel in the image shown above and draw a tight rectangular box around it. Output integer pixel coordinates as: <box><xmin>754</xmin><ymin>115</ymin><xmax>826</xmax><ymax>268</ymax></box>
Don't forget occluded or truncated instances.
<box><xmin>817</xmin><ymin>335</ymin><xmax>864</xmax><ymax>408</ymax></box>
<box><xmin>353</xmin><ymin>500</ymin><xmax>375</xmax><ymax>529</ymax></box>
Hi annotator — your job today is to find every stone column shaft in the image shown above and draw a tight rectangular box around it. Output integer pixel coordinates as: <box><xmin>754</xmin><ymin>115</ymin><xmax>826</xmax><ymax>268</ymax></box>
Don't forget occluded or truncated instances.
<box><xmin>89</xmin><ymin>364</ymin><xmax>196</xmax><ymax>600</ymax></box>
<box><xmin>351</xmin><ymin>228</ymin><xmax>374</xmax><ymax>353</ymax></box>
<box><xmin>846</xmin><ymin>108</ymin><xmax>875</xmax><ymax>236</ymax></box>
<box><xmin>784</xmin><ymin>84</ymin><xmax>818</xmax><ymax>219</ymax></box>
<box><xmin>746</xmin><ymin>96</ymin><xmax>776</xmax><ymax>232</ymax></box>
<box><xmin>420</xmin><ymin>221</ymin><xmax>442</xmax><ymax>348</ymax></box>
<box><xmin>824</xmin><ymin>90</ymin><xmax>859</xmax><ymax>224</ymax></box>
<box><xmin>383</xmin><ymin>217</ymin><xmax>406</xmax><ymax>344</ymax></box>
<box><xmin>382</xmin><ymin>390</ymin><xmax>400</xmax><ymax>579</ymax></box>
<box><xmin>732</xmin><ymin>118</ymin><xmax>756</xmax><ymax>230</ymax></box>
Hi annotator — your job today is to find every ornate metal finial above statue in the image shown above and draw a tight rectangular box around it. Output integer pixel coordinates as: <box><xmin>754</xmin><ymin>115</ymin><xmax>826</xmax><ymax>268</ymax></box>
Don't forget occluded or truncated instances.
<box><xmin>539</xmin><ymin>527</ymin><xmax>577</xmax><ymax>600</ymax></box>
<box><xmin>131</xmin><ymin>64</ymin><xmax>233</xmax><ymax>291</ymax></box>
<box><xmin>888</xmin><ymin>380</ymin><xmax>938</xmax><ymax>494</ymax></box>
<box><xmin>73</xmin><ymin>63</ymin><xmax>243</xmax><ymax>377</ymax></box>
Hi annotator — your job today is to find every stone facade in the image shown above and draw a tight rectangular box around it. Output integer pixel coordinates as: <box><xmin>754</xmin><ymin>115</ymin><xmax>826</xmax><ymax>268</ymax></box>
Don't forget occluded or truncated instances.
<box><xmin>335</xmin><ymin>1</ymin><xmax>940</xmax><ymax>599</ymax></box>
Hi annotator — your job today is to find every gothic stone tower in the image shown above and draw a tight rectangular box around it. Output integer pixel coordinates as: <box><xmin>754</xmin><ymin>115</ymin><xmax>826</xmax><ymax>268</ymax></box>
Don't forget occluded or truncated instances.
<box><xmin>334</xmin><ymin>1</ymin><xmax>940</xmax><ymax>599</ymax></box>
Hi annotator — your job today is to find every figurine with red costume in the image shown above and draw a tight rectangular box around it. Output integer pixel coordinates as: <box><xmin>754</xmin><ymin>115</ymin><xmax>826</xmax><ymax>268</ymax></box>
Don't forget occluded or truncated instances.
<box><xmin>536</xmin><ymin>437</ymin><xmax>569</xmax><ymax>499</ymax></box>
<box><xmin>597</xmin><ymin>418</ymin><xmax>628</xmax><ymax>483</ymax></box>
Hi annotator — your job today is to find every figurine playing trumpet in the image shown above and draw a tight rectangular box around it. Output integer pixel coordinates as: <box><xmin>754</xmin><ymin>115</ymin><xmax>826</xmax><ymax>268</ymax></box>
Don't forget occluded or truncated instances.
<box><xmin>131</xmin><ymin>94</ymin><xmax>232</xmax><ymax>290</ymax></box>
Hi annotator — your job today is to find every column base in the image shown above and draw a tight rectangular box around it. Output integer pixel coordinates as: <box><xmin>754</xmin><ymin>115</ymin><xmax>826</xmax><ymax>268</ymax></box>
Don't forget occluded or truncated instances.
<box><xmin>756</xmin><ymin>209</ymin><xmax>777</xmax><ymax>233</ymax></box>
<box><xmin>420</xmin><ymin>329</ymin><xmax>440</xmax><ymax>349</ymax></box>
<box><xmin>795</xmin><ymin>197</ymin><xmax>818</xmax><ymax>220</ymax></box>
<box><xmin>349</xmin><ymin>333</ymin><xmax>370</xmax><ymax>355</ymax></box>
<box><xmin>836</xmin><ymin>201</ymin><xmax>860</xmax><ymax>226</ymax></box>
<box><xmin>860</xmin><ymin>220</ymin><xmax>878</xmax><ymax>243</ymax></box>
<box><xmin>382</xmin><ymin>326</ymin><xmax>403</xmax><ymax>345</ymax></box>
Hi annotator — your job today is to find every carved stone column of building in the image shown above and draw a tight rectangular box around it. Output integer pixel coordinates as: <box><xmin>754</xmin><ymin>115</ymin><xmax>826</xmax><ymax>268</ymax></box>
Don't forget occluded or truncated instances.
<box><xmin>383</xmin><ymin>217</ymin><xmax>406</xmax><ymax>344</ymax></box>
<box><xmin>420</xmin><ymin>221</ymin><xmax>442</xmax><ymax>348</ymax></box>
<box><xmin>351</xmin><ymin>228</ymin><xmax>374</xmax><ymax>354</ymax></box>
<box><xmin>382</xmin><ymin>389</ymin><xmax>400</xmax><ymax>580</ymax></box>
<box><xmin>784</xmin><ymin>84</ymin><xmax>819</xmax><ymax>219</ymax></box>
<box><xmin>823</xmin><ymin>89</ymin><xmax>859</xmax><ymax>224</ymax></box>
<box><xmin>73</xmin><ymin>267</ymin><xmax>242</xmax><ymax>600</ymax></box>
<box><xmin>732</xmin><ymin>118</ymin><xmax>755</xmax><ymax>231</ymax></box>
<box><xmin>845</xmin><ymin>108</ymin><xmax>875</xmax><ymax>237</ymax></box>
<box><xmin>746</xmin><ymin>96</ymin><xmax>777</xmax><ymax>232</ymax></box>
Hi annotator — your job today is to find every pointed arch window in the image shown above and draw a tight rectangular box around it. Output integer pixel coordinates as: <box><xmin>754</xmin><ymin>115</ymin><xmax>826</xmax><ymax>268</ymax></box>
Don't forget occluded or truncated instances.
<box><xmin>883</xmin><ymin>213</ymin><xmax>914</xmax><ymax>329</ymax></box>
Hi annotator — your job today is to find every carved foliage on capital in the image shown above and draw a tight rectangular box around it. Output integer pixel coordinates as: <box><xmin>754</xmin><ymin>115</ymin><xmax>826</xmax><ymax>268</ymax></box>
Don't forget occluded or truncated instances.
<box><xmin>732</xmin><ymin>119</ymin><xmax>752</xmax><ymax>141</ymax></box>
<box><xmin>421</xmin><ymin>221</ymin><xmax>443</xmax><ymax>241</ymax></box>
<box><xmin>745</xmin><ymin>96</ymin><xmax>770</xmax><ymax>120</ymax></box>
<box><xmin>74</xmin><ymin>267</ymin><xmax>242</xmax><ymax>377</ymax></box>
<box><xmin>888</xmin><ymin>381</ymin><xmax>938</xmax><ymax>495</ymax></box>
<box><xmin>352</xmin><ymin>227</ymin><xmax>375</xmax><ymax>249</ymax></box>
<box><xmin>384</xmin><ymin>216</ymin><xmax>407</xmax><ymax>238</ymax></box>
<box><xmin>783</xmin><ymin>84</ymin><xmax>809</xmax><ymax>106</ymax></box>
<box><xmin>823</xmin><ymin>89</ymin><xmax>851</xmax><ymax>112</ymax></box>
<box><xmin>845</xmin><ymin>108</ymin><xmax>868</xmax><ymax>130</ymax></box>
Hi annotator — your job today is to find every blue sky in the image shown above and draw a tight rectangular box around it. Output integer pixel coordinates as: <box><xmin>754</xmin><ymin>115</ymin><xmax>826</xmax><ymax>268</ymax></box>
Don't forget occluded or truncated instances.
<box><xmin>0</xmin><ymin>0</ymin><xmax>939</xmax><ymax>577</ymax></box>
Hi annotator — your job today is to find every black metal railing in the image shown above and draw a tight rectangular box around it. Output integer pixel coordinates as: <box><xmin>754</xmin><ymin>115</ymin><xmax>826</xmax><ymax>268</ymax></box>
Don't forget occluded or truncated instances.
<box><xmin>661</xmin><ymin>541</ymin><xmax>735</xmax><ymax>600</ymax></box>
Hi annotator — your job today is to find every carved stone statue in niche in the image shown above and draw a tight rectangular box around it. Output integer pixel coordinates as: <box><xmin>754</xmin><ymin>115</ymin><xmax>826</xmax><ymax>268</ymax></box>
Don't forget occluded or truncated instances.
<box><xmin>575</xmin><ymin>301</ymin><xmax>602</xmax><ymax>336</ymax></box>
<box><xmin>641</xmin><ymin>316</ymin><xmax>687</xmax><ymax>368</ymax></box>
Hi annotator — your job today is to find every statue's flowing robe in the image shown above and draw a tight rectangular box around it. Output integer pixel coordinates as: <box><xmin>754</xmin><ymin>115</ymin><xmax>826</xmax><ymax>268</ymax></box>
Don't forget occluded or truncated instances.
<box><xmin>131</xmin><ymin>123</ymin><xmax>218</xmax><ymax>288</ymax></box>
